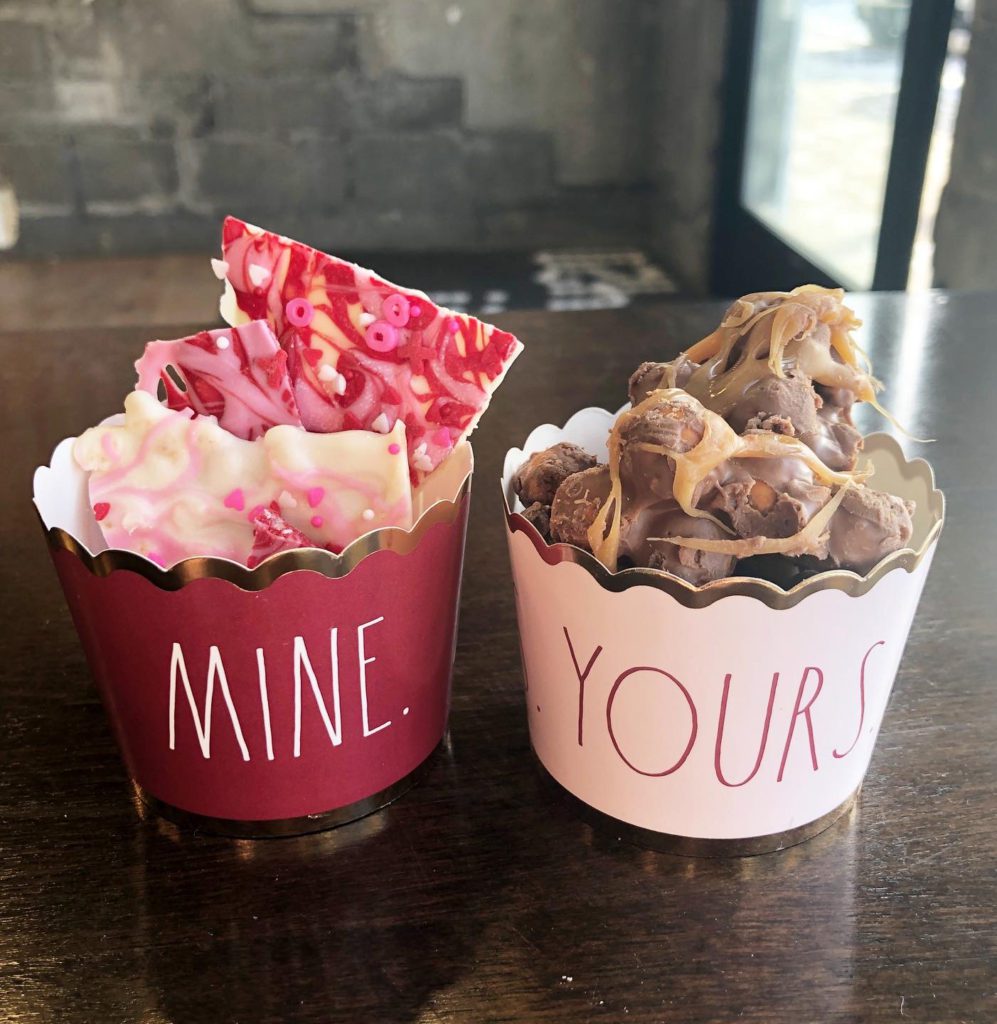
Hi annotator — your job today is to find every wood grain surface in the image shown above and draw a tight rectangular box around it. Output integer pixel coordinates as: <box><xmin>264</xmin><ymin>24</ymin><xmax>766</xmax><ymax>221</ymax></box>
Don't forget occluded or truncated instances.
<box><xmin>1</xmin><ymin>292</ymin><xmax>993</xmax><ymax>1023</ymax></box>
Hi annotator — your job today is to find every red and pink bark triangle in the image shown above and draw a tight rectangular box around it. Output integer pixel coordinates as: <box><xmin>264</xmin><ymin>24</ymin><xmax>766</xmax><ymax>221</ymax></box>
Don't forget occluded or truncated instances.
<box><xmin>219</xmin><ymin>217</ymin><xmax>523</xmax><ymax>480</ymax></box>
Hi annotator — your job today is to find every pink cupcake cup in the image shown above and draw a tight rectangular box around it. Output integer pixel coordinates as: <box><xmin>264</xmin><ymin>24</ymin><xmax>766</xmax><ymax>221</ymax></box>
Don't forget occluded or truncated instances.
<box><xmin>502</xmin><ymin>407</ymin><xmax>944</xmax><ymax>855</ymax></box>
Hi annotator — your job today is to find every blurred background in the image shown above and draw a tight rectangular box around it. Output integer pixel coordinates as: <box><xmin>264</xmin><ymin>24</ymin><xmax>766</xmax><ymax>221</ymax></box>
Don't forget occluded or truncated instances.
<box><xmin>0</xmin><ymin>0</ymin><xmax>992</xmax><ymax>327</ymax></box>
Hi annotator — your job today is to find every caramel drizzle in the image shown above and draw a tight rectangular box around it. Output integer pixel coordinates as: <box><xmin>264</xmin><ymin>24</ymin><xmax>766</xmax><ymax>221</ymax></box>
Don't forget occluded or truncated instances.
<box><xmin>688</xmin><ymin>284</ymin><xmax>927</xmax><ymax>444</ymax></box>
<box><xmin>649</xmin><ymin>481</ymin><xmax>852</xmax><ymax>561</ymax></box>
<box><xmin>587</xmin><ymin>388</ymin><xmax>868</xmax><ymax>570</ymax></box>
<box><xmin>681</xmin><ymin>285</ymin><xmax>880</xmax><ymax>417</ymax></box>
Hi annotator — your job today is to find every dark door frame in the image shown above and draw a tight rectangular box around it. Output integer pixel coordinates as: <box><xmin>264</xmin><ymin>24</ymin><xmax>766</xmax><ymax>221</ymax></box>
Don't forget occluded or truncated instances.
<box><xmin>711</xmin><ymin>0</ymin><xmax>955</xmax><ymax>295</ymax></box>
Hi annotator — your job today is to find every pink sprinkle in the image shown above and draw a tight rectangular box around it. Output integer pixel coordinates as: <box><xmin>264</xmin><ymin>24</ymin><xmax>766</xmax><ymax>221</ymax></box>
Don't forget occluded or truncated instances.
<box><xmin>148</xmin><ymin>552</ymin><xmax>166</xmax><ymax>568</ymax></box>
<box><xmin>93</xmin><ymin>501</ymin><xmax>110</xmax><ymax>522</ymax></box>
<box><xmin>307</xmin><ymin>486</ymin><xmax>325</xmax><ymax>508</ymax></box>
<box><xmin>388</xmin><ymin>442</ymin><xmax>401</xmax><ymax>455</ymax></box>
<box><xmin>285</xmin><ymin>297</ymin><xmax>314</xmax><ymax>328</ymax></box>
<box><xmin>432</xmin><ymin>427</ymin><xmax>453</xmax><ymax>449</ymax></box>
<box><xmin>223</xmin><ymin>488</ymin><xmax>245</xmax><ymax>511</ymax></box>
<box><xmin>310</xmin><ymin>515</ymin><xmax>324</xmax><ymax>528</ymax></box>
<box><xmin>366</xmin><ymin>319</ymin><xmax>399</xmax><ymax>353</ymax></box>
<box><xmin>409</xmin><ymin>302</ymin><xmax>422</xmax><ymax>316</ymax></box>
<box><xmin>446</xmin><ymin>317</ymin><xmax>459</xmax><ymax>334</ymax></box>
<box><xmin>382</xmin><ymin>292</ymin><xmax>410</xmax><ymax>328</ymax></box>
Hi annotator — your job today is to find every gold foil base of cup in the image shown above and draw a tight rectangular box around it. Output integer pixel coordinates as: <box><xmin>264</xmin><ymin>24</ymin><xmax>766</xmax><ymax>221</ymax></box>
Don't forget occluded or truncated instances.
<box><xmin>136</xmin><ymin>743</ymin><xmax>442</xmax><ymax>839</ymax></box>
<box><xmin>534</xmin><ymin>754</ymin><xmax>859</xmax><ymax>857</ymax></box>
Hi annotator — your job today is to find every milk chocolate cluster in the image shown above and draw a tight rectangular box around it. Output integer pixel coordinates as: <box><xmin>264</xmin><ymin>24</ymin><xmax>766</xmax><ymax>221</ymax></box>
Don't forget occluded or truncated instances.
<box><xmin>513</xmin><ymin>286</ymin><xmax>915</xmax><ymax>586</ymax></box>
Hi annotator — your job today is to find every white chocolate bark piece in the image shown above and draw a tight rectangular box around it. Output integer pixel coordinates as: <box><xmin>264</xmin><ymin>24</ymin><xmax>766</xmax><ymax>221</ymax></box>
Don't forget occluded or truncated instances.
<box><xmin>73</xmin><ymin>390</ymin><xmax>411</xmax><ymax>567</ymax></box>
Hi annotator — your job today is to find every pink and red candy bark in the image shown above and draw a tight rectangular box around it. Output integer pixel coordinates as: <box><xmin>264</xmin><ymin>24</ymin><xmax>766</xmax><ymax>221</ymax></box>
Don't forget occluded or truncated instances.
<box><xmin>220</xmin><ymin>217</ymin><xmax>523</xmax><ymax>478</ymax></box>
<box><xmin>134</xmin><ymin>320</ymin><xmax>302</xmax><ymax>441</ymax></box>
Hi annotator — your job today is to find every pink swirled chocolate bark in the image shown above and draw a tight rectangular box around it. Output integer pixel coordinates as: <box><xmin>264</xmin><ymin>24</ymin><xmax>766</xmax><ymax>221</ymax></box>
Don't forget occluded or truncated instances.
<box><xmin>73</xmin><ymin>390</ymin><xmax>411</xmax><ymax>567</ymax></box>
<box><xmin>134</xmin><ymin>320</ymin><xmax>302</xmax><ymax>440</ymax></box>
<box><xmin>218</xmin><ymin>217</ymin><xmax>523</xmax><ymax>479</ymax></box>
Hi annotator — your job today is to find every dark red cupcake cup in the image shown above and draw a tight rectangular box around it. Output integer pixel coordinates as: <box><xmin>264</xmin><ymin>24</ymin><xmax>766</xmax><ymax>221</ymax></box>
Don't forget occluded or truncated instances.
<box><xmin>34</xmin><ymin>437</ymin><xmax>472</xmax><ymax>836</ymax></box>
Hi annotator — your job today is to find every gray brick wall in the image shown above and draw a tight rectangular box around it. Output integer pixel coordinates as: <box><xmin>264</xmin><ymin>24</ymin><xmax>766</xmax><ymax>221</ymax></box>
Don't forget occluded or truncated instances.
<box><xmin>0</xmin><ymin>0</ymin><xmax>709</xmax><ymax>260</ymax></box>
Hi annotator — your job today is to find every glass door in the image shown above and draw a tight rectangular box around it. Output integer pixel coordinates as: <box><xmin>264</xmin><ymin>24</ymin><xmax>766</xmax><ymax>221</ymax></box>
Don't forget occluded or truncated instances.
<box><xmin>713</xmin><ymin>0</ymin><xmax>955</xmax><ymax>294</ymax></box>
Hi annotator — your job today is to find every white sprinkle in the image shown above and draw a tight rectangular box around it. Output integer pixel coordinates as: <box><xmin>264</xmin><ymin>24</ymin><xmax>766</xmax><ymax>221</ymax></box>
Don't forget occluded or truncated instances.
<box><xmin>358</xmin><ymin>311</ymin><xmax>376</xmax><ymax>328</ymax></box>
<box><xmin>371</xmin><ymin>413</ymin><xmax>391</xmax><ymax>434</ymax></box>
<box><xmin>362</xmin><ymin>508</ymin><xmax>375</xmax><ymax>521</ymax></box>
<box><xmin>414</xmin><ymin>442</ymin><xmax>428</xmax><ymax>457</ymax></box>
<box><xmin>210</xmin><ymin>258</ymin><xmax>229</xmax><ymax>280</ymax></box>
<box><xmin>215</xmin><ymin>334</ymin><xmax>231</xmax><ymax>350</ymax></box>
<box><xmin>413</xmin><ymin>453</ymin><xmax>433</xmax><ymax>473</ymax></box>
<box><xmin>248</xmin><ymin>263</ymin><xmax>270</xmax><ymax>288</ymax></box>
<box><xmin>278</xmin><ymin>490</ymin><xmax>297</xmax><ymax>509</ymax></box>
<box><xmin>317</xmin><ymin>364</ymin><xmax>349</xmax><ymax>396</ymax></box>
<box><xmin>402</xmin><ymin>706</ymin><xmax>410</xmax><ymax>715</ymax></box>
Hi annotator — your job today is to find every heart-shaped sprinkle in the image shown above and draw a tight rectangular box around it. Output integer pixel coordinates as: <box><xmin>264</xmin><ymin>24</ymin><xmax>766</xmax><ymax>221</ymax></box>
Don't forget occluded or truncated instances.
<box><xmin>223</xmin><ymin>488</ymin><xmax>245</xmax><ymax>511</ymax></box>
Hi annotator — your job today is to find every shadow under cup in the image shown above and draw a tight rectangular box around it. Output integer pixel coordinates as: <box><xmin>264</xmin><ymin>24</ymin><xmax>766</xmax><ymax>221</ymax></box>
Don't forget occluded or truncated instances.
<box><xmin>34</xmin><ymin>439</ymin><xmax>473</xmax><ymax>837</ymax></box>
<box><xmin>502</xmin><ymin>412</ymin><xmax>944</xmax><ymax>856</ymax></box>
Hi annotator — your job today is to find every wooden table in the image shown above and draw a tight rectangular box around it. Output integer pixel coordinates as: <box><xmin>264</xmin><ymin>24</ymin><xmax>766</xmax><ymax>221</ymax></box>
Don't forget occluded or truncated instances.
<box><xmin>2</xmin><ymin>292</ymin><xmax>993</xmax><ymax>1023</ymax></box>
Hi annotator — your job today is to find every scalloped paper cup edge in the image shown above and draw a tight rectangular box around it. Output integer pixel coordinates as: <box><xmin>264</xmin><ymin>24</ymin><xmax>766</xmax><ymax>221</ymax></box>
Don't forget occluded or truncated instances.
<box><xmin>501</xmin><ymin>406</ymin><xmax>943</xmax><ymax>607</ymax></box>
<box><xmin>34</xmin><ymin>434</ymin><xmax>473</xmax><ymax>589</ymax></box>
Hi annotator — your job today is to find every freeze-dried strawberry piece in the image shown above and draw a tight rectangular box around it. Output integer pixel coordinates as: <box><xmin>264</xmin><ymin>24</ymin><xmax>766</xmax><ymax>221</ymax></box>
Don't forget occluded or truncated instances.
<box><xmin>219</xmin><ymin>217</ymin><xmax>523</xmax><ymax>477</ymax></box>
<box><xmin>255</xmin><ymin>349</ymin><xmax>290</xmax><ymax>390</ymax></box>
<box><xmin>247</xmin><ymin>505</ymin><xmax>316</xmax><ymax>568</ymax></box>
<box><xmin>134</xmin><ymin>320</ymin><xmax>302</xmax><ymax>440</ymax></box>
